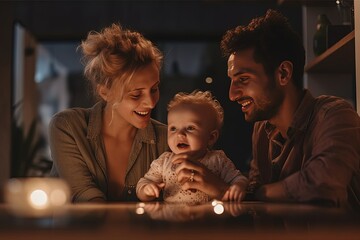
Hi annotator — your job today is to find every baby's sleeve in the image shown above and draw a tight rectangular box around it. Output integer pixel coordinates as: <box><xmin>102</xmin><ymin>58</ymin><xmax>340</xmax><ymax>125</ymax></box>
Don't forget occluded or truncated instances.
<box><xmin>136</xmin><ymin>152</ymin><xmax>169</xmax><ymax>192</ymax></box>
<box><xmin>217</xmin><ymin>150</ymin><xmax>248</xmax><ymax>186</ymax></box>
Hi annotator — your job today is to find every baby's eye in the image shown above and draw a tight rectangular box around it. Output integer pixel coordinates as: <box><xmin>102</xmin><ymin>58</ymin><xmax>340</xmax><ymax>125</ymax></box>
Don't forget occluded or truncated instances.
<box><xmin>169</xmin><ymin>126</ymin><xmax>177</xmax><ymax>132</ymax></box>
<box><xmin>186</xmin><ymin>126</ymin><xmax>195</xmax><ymax>131</ymax></box>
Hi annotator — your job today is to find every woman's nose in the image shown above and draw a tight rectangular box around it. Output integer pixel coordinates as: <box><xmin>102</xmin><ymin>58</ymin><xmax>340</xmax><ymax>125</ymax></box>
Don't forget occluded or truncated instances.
<box><xmin>143</xmin><ymin>94</ymin><xmax>157</xmax><ymax>108</ymax></box>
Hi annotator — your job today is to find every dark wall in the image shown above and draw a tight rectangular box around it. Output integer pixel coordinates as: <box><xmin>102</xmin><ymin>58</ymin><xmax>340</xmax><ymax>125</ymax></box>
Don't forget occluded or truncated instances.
<box><xmin>10</xmin><ymin>0</ymin><xmax>303</xmax><ymax>41</ymax></box>
<box><xmin>3</xmin><ymin>0</ymin><xmax>304</xmax><ymax>173</ymax></box>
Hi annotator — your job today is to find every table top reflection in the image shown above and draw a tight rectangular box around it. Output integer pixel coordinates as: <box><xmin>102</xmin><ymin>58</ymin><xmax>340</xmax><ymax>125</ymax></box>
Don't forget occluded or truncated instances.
<box><xmin>1</xmin><ymin>201</ymin><xmax>360</xmax><ymax>240</ymax></box>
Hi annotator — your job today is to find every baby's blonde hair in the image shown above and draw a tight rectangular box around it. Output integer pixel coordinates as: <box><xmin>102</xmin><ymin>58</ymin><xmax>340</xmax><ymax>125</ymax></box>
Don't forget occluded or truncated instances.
<box><xmin>167</xmin><ymin>90</ymin><xmax>224</xmax><ymax>131</ymax></box>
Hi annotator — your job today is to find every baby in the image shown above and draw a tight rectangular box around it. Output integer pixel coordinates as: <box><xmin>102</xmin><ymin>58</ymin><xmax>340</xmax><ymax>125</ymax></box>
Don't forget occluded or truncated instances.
<box><xmin>136</xmin><ymin>90</ymin><xmax>248</xmax><ymax>204</ymax></box>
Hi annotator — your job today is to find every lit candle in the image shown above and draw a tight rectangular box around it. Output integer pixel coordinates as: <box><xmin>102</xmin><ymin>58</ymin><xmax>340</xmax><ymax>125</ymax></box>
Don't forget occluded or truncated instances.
<box><xmin>5</xmin><ymin>178</ymin><xmax>70</xmax><ymax>217</ymax></box>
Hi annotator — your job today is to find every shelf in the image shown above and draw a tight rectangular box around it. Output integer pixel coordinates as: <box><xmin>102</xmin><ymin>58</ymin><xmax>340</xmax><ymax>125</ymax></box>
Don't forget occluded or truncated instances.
<box><xmin>305</xmin><ymin>30</ymin><xmax>355</xmax><ymax>74</ymax></box>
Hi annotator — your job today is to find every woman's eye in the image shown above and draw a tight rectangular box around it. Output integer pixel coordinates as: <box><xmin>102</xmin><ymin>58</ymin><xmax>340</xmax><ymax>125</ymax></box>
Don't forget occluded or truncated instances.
<box><xmin>130</xmin><ymin>94</ymin><xmax>141</xmax><ymax>99</ymax></box>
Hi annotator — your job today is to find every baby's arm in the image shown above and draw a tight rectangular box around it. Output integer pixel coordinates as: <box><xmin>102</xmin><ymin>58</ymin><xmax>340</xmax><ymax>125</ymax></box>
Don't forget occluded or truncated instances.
<box><xmin>222</xmin><ymin>180</ymin><xmax>248</xmax><ymax>202</ymax></box>
<box><xmin>136</xmin><ymin>182</ymin><xmax>165</xmax><ymax>202</ymax></box>
<box><xmin>136</xmin><ymin>152</ymin><xmax>169</xmax><ymax>202</ymax></box>
<box><xmin>216</xmin><ymin>150</ymin><xmax>249</xmax><ymax>202</ymax></box>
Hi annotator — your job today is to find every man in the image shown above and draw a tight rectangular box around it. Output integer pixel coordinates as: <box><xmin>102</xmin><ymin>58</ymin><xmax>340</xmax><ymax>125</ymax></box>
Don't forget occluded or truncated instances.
<box><xmin>220</xmin><ymin>9</ymin><xmax>360</xmax><ymax>208</ymax></box>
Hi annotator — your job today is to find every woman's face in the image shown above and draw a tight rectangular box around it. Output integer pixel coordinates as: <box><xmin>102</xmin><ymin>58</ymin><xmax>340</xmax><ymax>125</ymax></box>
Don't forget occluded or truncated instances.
<box><xmin>109</xmin><ymin>63</ymin><xmax>160</xmax><ymax>129</ymax></box>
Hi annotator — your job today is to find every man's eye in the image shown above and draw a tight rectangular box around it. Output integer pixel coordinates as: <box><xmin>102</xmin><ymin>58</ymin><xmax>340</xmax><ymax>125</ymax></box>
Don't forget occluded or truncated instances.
<box><xmin>169</xmin><ymin>126</ymin><xmax>176</xmax><ymax>132</ymax></box>
<box><xmin>151</xmin><ymin>87</ymin><xmax>159</xmax><ymax>93</ymax></box>
<box><xmin>239</xmin><ymin>77</ymin><xmax>249</xmax><ymax>82</ymax></box>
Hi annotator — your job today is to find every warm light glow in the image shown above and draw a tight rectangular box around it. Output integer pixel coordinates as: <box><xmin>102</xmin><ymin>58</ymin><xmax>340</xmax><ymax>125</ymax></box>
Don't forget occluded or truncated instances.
<box><xmin>137</xmin><ymin>202</ymin><xmax>146</xmax><ymax>208</ymax></box>
<box><xmin>29</xmin><ymin>189</ymin><xmax>49</xmax><ymax>209</ymax></box>
<box><xmin>50</xmin><ymin>189</ymin><xmax>67</xmax><ymax>206</ymax></box>
<box><xmin>213</xmin><ymin>204</ymin><xmax>224</xmax><ymax>215</ymax></box>
<box><xmin>211</xmin><ymin>199</ymin><xmax>223</xmax><ymax>206</ymax></box>
<box><xmin>136</xmin><ymin>207</ymin><xmax>145</xmax><ymax>215</ymax></box>
<box><xmin>205</xmin><ymin>77</ymin><xmax>213</xmax><ymax>84</ymax></box>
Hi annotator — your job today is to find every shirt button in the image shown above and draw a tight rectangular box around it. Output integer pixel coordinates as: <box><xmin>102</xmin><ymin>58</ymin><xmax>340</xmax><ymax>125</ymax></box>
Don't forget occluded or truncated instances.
<box><xmin>128</xmin><ymin>189</ymin><xmax>132</xmax><ymax>195</ymax></box>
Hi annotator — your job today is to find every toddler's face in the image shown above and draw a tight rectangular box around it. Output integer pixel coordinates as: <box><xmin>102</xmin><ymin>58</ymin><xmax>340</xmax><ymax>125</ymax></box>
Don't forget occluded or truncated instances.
<box><xmin>167</xmin><ymin>104</ymin><xmax>218</xmax><ymax>157</ymax></box>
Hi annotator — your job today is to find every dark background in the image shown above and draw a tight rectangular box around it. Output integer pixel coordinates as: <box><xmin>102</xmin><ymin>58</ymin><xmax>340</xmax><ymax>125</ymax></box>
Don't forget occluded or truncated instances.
<box><xmin>2</xmin><ymin>0</ymin><xmax>316</xmax><ymax>173</ymax></box>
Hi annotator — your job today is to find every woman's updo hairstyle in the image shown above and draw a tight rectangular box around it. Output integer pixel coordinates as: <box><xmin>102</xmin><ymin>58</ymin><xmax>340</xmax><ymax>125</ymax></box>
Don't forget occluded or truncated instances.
<box><xmin>79</xmin><ymin>23</ymin><xmax>163</xmax><ymax>101</ymax></box>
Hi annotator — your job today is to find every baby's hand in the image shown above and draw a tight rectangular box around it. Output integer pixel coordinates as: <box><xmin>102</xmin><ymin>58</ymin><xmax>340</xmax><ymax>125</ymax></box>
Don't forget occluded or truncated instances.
<box><xmin>222</xmin><ymin>183</ymin><xmax>246</xmax><ymax>202</ymax></box>
<box><xmin>143</xmin><ymin>182</ymin><xmax>165</xmax><ymax>198</ymax></box>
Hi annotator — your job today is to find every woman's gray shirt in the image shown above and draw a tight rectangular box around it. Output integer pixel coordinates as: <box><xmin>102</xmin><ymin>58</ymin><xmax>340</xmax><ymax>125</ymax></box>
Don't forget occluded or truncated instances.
<box><xmin>49</xmin><ymin>101</ymin><xmax>168</xmax><ymax>202</ymax></box>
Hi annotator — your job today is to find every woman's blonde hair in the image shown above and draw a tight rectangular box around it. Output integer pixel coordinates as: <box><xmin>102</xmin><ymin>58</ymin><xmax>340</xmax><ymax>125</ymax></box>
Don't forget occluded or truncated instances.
<box><xmin>79</xmin><ymin>23</ymin><xmax>163</xmax><ymax>101</ymax></box>
<box><xmin>167</xmin><ymin>90</ymin><xmax>224</xmax><ymax>131</ymax></box>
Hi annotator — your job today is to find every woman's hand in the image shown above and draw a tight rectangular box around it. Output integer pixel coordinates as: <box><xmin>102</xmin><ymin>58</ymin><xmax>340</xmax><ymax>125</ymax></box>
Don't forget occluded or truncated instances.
<box><xmin>171</xmin><ymin>153</ymin><xmax>229</xmax><ymax>199</ymax></box>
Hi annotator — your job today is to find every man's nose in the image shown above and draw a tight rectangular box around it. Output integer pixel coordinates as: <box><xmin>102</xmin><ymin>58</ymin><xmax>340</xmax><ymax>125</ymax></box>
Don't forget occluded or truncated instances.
<box><xmin>229</xmin><ymin>80</ymin><xmax>242</xmax><ymax>101</ymax></box>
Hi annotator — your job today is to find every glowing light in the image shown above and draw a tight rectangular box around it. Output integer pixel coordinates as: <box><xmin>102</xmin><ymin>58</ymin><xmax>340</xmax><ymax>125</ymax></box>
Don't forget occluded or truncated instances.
<box><xmin>213</xmin><ymin>204</ymin><xmax>224</xmax><ymax>215</ymax></box>
<box><xmin>29</xmin><ymin>189</ymin><xmax>49</xmax><ymax>209</ymax></box>
<box><xmin>136</xmin><ymin>207</ymin><xmax>145</xmax><ymax>215</ymax></box>
<box><xmin>50</xmin><ymin>189</ymin><xmax>67</xmax><ymax>206</ymax></box>
<box><xmin>211</xmin><ymin>199</ymin><xmax>223</xmax><ymax>206</ymax></box>
<box><xmin>137</xmin><ymin>202</ymin><xmax>146</xmax><ymax>208</ymax></box>
<box><xmin>336</xmin><ymin>0</ymin><xmax>340</xmax><ymax>5</ymax></box>
<box><xmin>205</xmin><ymin>77</ymin><xmax>213</xmax><ymax>84</ymax></box>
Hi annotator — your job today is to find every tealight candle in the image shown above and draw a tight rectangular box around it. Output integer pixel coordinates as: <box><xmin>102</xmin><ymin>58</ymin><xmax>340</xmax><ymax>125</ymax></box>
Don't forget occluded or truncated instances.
<box><xmin>5</xmin><ymin>178</ymin><xmax>70</xmax><ymax>217</ymax></box>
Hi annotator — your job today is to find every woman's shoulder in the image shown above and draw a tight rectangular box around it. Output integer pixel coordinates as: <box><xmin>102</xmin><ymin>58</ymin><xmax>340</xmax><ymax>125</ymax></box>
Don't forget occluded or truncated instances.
<box><xmin>149</xmin><ymin>119</ymin><xmax>169</xmax><ymax>152</ymax></box>
<box><xmin>51</xmin><ymin>101</ymin><xmax>102</xmax><ymax>126</ymax></box>
<box><xmin>51</xmin><ymin>107</ymin><xmax>89</xmax><ymax>125</ymax></box>
<box><xmin>150</xmin><ymin>118</ymin><xmax>167</xmax><ymax>128</ymax></box>
<box><xmin>150</xmin><ymin>118</ymin><xmax>168</xmax><ymax>135</ymax></box>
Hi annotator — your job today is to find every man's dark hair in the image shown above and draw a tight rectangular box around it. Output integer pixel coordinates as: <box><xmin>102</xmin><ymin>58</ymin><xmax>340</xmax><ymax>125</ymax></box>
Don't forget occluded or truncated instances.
<box><xmin>220</xmin><ymin>9</ymin><xmax>305</xmax><ymax>90</ymax></box>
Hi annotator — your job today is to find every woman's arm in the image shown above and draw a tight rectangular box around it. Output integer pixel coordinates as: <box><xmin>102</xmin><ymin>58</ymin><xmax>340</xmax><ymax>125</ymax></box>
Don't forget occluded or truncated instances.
<box><xmin>49</xmin><ymin>112</ymin><xmax>106</xmax><ymax>202</ymax></box>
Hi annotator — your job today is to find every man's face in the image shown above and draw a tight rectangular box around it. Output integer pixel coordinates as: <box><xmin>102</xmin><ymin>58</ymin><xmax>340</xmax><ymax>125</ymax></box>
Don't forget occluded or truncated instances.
<box><xmin>227</xmin><ymin>48</ymin><xmax>284</xmax><ymax>122</ymax></box>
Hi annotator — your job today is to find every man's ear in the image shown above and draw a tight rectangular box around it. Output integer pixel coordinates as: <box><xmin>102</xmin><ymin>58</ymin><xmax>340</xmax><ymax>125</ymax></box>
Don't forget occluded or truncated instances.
<box><xmin>208</xmin><ymin>129</ymin><xmax>219</xmax><ymax>148</ymax></box>
<box><xmin>97</xmin><ymin>84</ymin><xmax>109</xmax><ymax>101</ymax></box>
<box><xmin>277</xmin><ymin>61</ymin><xmax>293</xmax><ymax>86</ymax></box>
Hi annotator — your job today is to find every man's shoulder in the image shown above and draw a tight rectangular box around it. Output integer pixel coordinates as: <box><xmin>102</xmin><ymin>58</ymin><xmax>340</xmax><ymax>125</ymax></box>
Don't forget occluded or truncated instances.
<box><xmin>311</xmin><ymin>95</ymin><xmax>359</xmax><ymax>127</ymax></box>
<box><xmin>314</xmin><ymin>95</ymin><xmax>355</xmax><ymax>112</ymax></box>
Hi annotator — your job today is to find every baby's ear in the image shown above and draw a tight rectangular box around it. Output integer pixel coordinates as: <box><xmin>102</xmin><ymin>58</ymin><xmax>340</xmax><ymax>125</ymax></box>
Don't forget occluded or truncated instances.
<box><xmin>208</xmin><ymin>129</ymin><xmax>219</xmax><ymax>148</ymax></box>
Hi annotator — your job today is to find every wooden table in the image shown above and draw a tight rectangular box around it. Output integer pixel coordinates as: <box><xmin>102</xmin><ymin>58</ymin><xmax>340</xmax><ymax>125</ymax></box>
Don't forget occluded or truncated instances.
<box><xmin>0</xmin><ymin>201</ymin><xmax>359</xmax><ymax>240</ymax></box>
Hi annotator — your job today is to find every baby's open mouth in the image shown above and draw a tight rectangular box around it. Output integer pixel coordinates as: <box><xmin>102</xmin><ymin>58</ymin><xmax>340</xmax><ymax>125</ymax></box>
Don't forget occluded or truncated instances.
<box><xmin>177</xmin><ymin>143</ymin><xmax>189</xmax><ymax>149</ymax></box>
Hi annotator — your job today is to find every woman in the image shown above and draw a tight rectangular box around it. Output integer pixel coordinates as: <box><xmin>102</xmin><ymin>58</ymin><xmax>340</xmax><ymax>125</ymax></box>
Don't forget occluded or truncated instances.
<box><xmin>49</xmin><ymin>23</ymin><xmax>168</xmax><ymax>202</ymax></box>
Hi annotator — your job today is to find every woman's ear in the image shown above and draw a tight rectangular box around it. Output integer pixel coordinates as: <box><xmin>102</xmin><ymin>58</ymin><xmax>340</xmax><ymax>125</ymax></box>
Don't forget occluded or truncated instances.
<box><xmin>277</xmin><ymin>61</ymin><xmax>293</xmax><ymax>86</ymax></box>
<box><xmin>208</xmin><ymin>129</ymin><xmax>219</xmax><ymax>148</ymax></box>
<box><xmin>97</xmin><ymin>84</ymin><xmax>109</xmax><ymax>101</ymax></box>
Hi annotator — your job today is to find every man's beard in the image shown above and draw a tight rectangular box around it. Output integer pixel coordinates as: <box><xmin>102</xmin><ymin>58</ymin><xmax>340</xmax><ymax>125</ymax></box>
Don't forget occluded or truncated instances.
<box><xmin>245</xmin><ymin>78</ymin><xmax>284</xmax><ymax>122</ymax></box>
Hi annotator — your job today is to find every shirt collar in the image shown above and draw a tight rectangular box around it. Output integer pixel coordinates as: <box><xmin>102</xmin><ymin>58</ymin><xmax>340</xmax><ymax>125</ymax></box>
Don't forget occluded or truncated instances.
<box><xmin>287</xmin><ymin>89</ymin><xmax>315</xmax><ymax>137</ymax></box>
<box><xmin>264</xmin><ymin>89</ymin><xmax>315</xmax><ymax>139</ymax></box>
